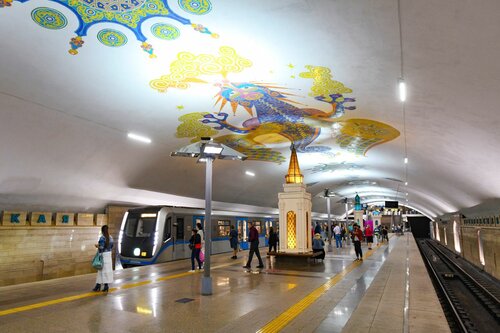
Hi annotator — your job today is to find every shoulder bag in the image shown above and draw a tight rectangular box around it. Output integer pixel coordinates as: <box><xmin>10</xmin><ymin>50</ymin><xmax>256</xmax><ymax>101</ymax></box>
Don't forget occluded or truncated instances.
<box><xmin>92</xmin><ymin>250</ymin><xmax>103</xmax><ymax>270</ymax></box>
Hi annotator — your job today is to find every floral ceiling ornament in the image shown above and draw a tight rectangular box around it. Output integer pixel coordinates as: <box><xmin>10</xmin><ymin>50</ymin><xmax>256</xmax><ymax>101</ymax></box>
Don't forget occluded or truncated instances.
<box><xmin>2</xmin><ymin>0</ymin><xmax>217</xmax><ymax>56</ymax></box>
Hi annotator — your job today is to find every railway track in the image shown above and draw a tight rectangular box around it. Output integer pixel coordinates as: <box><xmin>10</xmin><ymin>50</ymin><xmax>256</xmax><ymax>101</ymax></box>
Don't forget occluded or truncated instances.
<box><xmin>417</xmin><ymin>239</ymin><xmax>500</xmax><ymax>333</ymax></box>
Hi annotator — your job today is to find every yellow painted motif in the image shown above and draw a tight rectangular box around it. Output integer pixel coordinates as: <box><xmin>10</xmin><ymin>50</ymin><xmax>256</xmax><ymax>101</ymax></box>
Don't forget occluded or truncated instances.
<box><xmin>150</xmin><ymin>46</ymin><xmax>252</xmax><ymax>92</ymax></box>
<box><xmin>176</xmin><ymin>112</ymin><xmax>218</xmax><ymax>142</ymax></box>
<box><xmin>333</xmin><ymin>118</ymin><xmax>400</xmax><ymax>155</ymax></box>
<box><xmin>287</xmin><ymin>211</ymin><xmax>297</xmax><ymax>249</ymax></box>
<box><xmin>299</xmin><ymin>65</ymin><xmax>353</xmax><ymax>102</ymax></box>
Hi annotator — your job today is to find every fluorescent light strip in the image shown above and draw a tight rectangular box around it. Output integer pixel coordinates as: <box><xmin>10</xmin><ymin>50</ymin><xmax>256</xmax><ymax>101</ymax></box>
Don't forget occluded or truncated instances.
<box><xmin>245</xmin><ymin>171</ymin><xmax>255</xmax><ymax>177</ymax></box>
<box><xmin>399</xmin><ymin>79</ymin><xmax>407</xmax><ymax>102</ymax></box>
<box><xmin>404</xmin><ymin>157</ymin><xmax>408</xmax><ymax>164</ymax></box>
<box><xmin>127</xmin><ymin>133</ymin><xmax>152</xmax><ymax>144</ymax></box>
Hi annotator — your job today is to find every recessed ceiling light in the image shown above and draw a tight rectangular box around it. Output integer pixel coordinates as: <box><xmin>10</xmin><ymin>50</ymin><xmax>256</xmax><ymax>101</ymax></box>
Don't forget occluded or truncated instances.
<box><xmin>245</xmin><ymin>171</ymin><xmax>255</xmax><ymax>176</ymax></box>
<box><xmin>404</xmin><ymin>157</ymin><xmax>408</xmax><ymax>164</ymax></box>
<box><xmin>405</xmin><ymin>193</ymin><xmax>408</xmax><ymax>196</ymax></box>
<box><xmin>398</xmin><ymin>79</ymin><xmax>407</xmax><ymax>102</ymax></box>
<box><xmin>405</xmin><ymin>182</ymin><xmax>408</xmax><ymax>186</ymax></box>
<box><xmin>127</xmin><ymin>133</ymin><xmax>152</xmax><ymax>144</ymax></box>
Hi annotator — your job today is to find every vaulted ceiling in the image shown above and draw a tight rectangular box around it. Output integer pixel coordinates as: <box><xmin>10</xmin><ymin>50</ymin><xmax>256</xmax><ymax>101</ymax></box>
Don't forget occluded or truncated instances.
<box><xmin>1</xmin><ymin>0</ymin><xmax>499</xmax><ymax>218</ymax></box>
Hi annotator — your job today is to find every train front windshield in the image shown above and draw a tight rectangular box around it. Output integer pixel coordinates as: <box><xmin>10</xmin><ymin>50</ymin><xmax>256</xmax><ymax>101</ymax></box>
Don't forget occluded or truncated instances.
<box><xmin>122</xmin><ymin>213</ymin><xmax>157</xmax><ymax>258</ymax></box>
<box><xmin>125</xmin><ymin>215</ymin><xmax>156</xmax><ymax>238</ymax></box>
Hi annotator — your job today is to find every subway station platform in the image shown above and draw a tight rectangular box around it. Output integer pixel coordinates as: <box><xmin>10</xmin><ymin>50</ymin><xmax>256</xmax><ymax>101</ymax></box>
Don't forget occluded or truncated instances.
<box><xmin>0</xmin><ymin>235</ymin><xmax>450</xmax><ymax>333</ymax></box>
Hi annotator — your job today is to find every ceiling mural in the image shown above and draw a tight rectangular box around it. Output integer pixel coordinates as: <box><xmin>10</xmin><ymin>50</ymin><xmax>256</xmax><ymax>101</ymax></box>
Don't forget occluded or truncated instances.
<box><xmin>151</xmin><ymin>46</ymin><xmax>400</xmax><ymax>163</ymax></box>
<box><xmin>2</xmin><ymin>0</ymin><xmax>496</xmax><ymax>218</ymax></box>
<box><xmin>1</xmin><ymin>0</ymin><xmax>218</xmax><ymax>56</ymax></box>
<box><xmin>307</xmin><ymin>162</ymin><xmax>364</xmax><ymax>175</ymax></box>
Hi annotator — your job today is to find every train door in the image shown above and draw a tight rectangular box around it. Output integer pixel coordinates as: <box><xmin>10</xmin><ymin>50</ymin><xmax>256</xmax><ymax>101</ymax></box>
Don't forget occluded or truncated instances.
<box><xmin>160</xmin><ymin>215</ymin><xmax>174</xmax><ymax>262</ymax></box>
<box><xmin>173</xmin><ymin>217</ymin><xmax>185</xmax><ymax>260</ymax></box>
<box><xmin>236</xmin><ymin>217</ymin><xmax>248</xmax><ymax>250</ymax></box>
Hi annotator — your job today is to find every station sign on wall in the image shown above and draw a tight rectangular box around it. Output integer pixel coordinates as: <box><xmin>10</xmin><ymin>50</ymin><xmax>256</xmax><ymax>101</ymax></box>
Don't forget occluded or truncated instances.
<box><xmin>30</xmin><ymin>212</ymin><xmax>53</xmax><ymax>226</ymax></box>
<box><xmin>2</xmin><ymin>211</ymin><xmax>28</xmax><ymax>226</ymax></box>
<box><xmin>76</xmin><ymin>213</ymin><xmax>94</xmax><ymax>226</ymax></box>
<box><xmin>55</xmin><ymin>212</ymin><xmax>75</xmax><ymax>226</ymax></box>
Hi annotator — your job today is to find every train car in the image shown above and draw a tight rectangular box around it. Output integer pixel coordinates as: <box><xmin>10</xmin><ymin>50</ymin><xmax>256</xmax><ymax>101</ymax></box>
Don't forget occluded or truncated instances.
<box><xmin>118</xmin><ymin>206</ymin><xmax>278</xmax><ymax>267</ymax></box>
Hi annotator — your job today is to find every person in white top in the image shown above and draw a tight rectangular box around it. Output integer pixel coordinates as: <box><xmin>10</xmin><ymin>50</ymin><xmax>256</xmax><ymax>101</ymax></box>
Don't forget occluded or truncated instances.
<box><xmin>333</xmin><ymin>224</ymin><xmax>342</xmax><ymax>248</ymax></box>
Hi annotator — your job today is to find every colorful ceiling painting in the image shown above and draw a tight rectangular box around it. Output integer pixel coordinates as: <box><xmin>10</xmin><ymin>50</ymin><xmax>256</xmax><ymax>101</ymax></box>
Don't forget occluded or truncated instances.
<box><xmin>153</xmin><ymin>46</ymin><xmax>399</xmax><ymax>163</ymax></box>
<box><xmin>2</xmin><ymin>0</ymin><xmax>217</xmax><ymax>56</ymax></box>
<box><xmin>307</xmin><ymin>162</ymin><xmax>363</xmax><ymax>175</ymax></box>
<box><xmin>3</xmin><ymin>0</ymin><xmax>493</xmax><ymax>219</ymax></box>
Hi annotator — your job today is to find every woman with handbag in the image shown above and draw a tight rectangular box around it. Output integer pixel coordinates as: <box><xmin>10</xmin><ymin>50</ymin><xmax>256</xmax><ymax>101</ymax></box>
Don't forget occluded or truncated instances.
<box><xmin>189</xmin><ymin>229</ymin><xmax>202</xmax><ymax>272</ymax></box>
<box><xmin>92</xmin><ymin>225</ymin><xmax>114</xmax><ymax>292</ymax></box>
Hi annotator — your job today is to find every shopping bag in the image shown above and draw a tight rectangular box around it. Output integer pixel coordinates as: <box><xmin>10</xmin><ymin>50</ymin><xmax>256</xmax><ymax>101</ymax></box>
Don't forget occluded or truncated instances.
<box><xmin>199</xmin><ymin>250</ymin><xmax>205</xmax><ymax>263</ymax></box>
<box><xmin>92</xmin><ymin>251</ymin><xmax>103</xmax><ymax>270</ymax></box>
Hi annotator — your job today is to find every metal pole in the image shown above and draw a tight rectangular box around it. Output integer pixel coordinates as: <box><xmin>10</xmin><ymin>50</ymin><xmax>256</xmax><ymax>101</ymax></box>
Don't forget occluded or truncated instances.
<box><xmin>327</xmin><ymin>197</ymin><xmax>331</xmax><ymax>240</ymax></box>
<box><xmin>201</xmin><ymin>157</ymin><xmax>213</xmax><ymax>295</ymax></box>
<box><xmin>345</xmin><ymin>202</ymin><xmax>349</xmax><ymax>225</ymax></box>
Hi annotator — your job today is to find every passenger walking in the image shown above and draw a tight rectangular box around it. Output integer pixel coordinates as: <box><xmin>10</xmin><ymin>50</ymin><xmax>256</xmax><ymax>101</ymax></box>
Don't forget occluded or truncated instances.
<box><xmin>312</xmin><ymin>233</ymin><xmax>325</xmax><ymax>260</ymax></box>
<box><xmin>189</xmin><ymin>229</ymin><xmax>202</xmax><ymax>272</ymax></box>
<box><xmin>382</xmin><ymin>226</ymin><xmax>389</xmax><ymax>243</ymax></box>
<box><xmin>268</xmin><ymin>226</ymin><xmax>278</xmax><ymax>254</ymax></box>
<box><xmin>229</xmin><ymin>225</ymin><xmax>239</xmax><ymax>259</ymax></box>
<box><xmin>333</xmin><ymin>224</ymin><xmax>342</xmax><ymax>248</ymax></box>
<box><xmin>341</xmin><ymin>225</ymin><xmax>347</xmax><ymax>241</ymax></box>
<box><xmin>352</xmin><ymin>224</ymin><xmax>364</xmax><ymax>261</ymax></box>
<box><xmin>374</xmin><ymin>225</ymin><xmax>381</xmax><ymax>245</ymax></box>
<box><xmin>365</xmin><ymin>224</ymin><xmax>374</xmax><ymax>250</ymax></box>
<box><xmin>243</xmin><ymin>221</ymin><xmax>264</xmax><ymax>269</ymax></box>
<box><xmin>314</xmin><ymin>221</ymin><xmax>322</xmax><ymax>235</ymax></box>
<box><xmin>93</xmin><ymin>225</ymin><xmax>114</xmax><ymax>292</ymax></box>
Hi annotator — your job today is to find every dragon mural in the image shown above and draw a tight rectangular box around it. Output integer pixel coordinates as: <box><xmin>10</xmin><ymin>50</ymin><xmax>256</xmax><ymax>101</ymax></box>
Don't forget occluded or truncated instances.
<box><xmin>150</xmin><ymin>46</ymin><xmax>400</xmax><ymax>164</ymax></box>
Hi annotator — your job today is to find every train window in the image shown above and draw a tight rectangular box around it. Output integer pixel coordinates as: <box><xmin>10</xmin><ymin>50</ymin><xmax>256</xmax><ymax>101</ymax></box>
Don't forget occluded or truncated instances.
<box><xmin>217</xmin><ymin>220</ymin><xmax>230</xmax><ymax>237</ymax></box>
<box><xmin>136</xmin><ymin>216</ymin><xmax>156</xmax><ymax>238</ymax></box>
<box><xmin>237</xmin><ymin>219</ymin><xmax>247</xmax><ymax>241</ymax></box>
<box><xmin>254</xmin><ymin>221</ymin><xmax>262</xmax><ymax>234</ymax></box>
<box><xmin>176</xmin><ymin>218</ymin><xmax>184</xmax><ymax>240</ymax></box>
<box><xmin>125</xmin><ymin>215</ymin><xmax>138</xmax><ymax>237</ymax></box>
<box><xmin>163</xmin><ymin>217</ymin><xmax>172</xmax><ymax>241</ymax></box>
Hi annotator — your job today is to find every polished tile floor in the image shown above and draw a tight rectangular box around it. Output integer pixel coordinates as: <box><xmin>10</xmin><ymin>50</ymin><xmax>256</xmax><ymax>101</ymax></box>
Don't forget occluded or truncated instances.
<box><xmin>0</xmin><ymin>235</ymin><xmax>448</xmax><ymax>333</ymax></box>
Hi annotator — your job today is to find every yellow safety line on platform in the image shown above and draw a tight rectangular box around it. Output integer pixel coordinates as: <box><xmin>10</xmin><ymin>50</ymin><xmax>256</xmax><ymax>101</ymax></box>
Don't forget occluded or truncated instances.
<box><xmin>0</xmin><ymin>261</ymin><xmax>235</xmax><ymax>317</ymax></box>
<box><xmin>257</xmin><ymin>244</ymin><xmax>383</xmax><ymax>333</ymax></box>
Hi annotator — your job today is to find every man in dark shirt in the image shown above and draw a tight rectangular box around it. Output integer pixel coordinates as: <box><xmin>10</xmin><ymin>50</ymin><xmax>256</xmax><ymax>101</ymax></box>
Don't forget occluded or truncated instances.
<box><xmin>243</xmin><ymin>221</ymin><xmax>264</xmax><ymax>269</ymax></box>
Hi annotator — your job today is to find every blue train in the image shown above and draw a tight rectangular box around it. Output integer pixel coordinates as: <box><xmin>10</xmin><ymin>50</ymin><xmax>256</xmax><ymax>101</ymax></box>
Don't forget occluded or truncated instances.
<box><xmin>118</xmin><ymin>206</ymin><xmax>278</xmax><ymax>267</ymax></box>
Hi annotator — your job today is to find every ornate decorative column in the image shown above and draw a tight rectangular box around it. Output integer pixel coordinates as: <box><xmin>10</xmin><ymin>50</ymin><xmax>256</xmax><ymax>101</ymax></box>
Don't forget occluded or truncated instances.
<box><xmin>278</xmin><ymin>145</ymin><xmax>312</xmax><ymax>253</ymax></box>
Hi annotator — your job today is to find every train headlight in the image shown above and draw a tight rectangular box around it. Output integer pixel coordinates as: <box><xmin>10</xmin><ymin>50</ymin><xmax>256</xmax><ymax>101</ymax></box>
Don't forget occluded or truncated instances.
<box><xmin>134</xmin><ymin>248</ymin><xmax>141</xmax><ymax>256</ymax></box>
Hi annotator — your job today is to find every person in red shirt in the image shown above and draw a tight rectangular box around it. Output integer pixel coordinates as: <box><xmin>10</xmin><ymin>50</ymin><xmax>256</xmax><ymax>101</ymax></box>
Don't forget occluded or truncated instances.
<box><xmin>352</xmin><ymin>224</ymin><xmax>364</xmax><ymax>261</ymax></box>
<box><xmin>243</xmin><ymin>221</ymin><xmax>264</xmax><ymax>269</ymax></box>
<box><xmin>365</xmin><ymin>224</ymin><xmax>374</xmax><ymax>250</ymax></box>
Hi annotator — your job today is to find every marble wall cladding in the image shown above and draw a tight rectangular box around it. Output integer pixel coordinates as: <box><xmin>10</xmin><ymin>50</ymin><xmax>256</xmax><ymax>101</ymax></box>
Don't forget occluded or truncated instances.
<box><xmin>437</xmin><ymin>225</ymin><xmax>499</xmax><ymax>280</ymax></box>
<box><xmin>0</xmin><ymin>205</ymin><xmax>136</xmax><ymax>287</ymax></box>
<box><xmin>0</xmin><ymin>227</ymin><xmax>101</xmax><ymax>286</ymax></box>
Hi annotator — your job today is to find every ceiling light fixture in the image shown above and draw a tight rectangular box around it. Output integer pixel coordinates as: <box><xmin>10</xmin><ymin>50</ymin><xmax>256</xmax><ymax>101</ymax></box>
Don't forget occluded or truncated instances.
<box><xmin>398</xmin><ymin>79</ymin><xmax>407</xmax><ymax>102</ymax></box>
<box><xmin>405</xmin><ymin>182</ymin><xmax>408</xmax><ymax>186</ymax></box>
<box><xmin>127</xmin><ymin>133</ymin><xmax>152</xmax><ymax>144</ymax></box>
<box><xmin>404</xmin><ymin>157</ymin><xmax>408</xmax><ymax>164</ymax></box>
<box><xmin>245</xmin><ymin>171</ymin><xmax>255</xmax><ymax>177</ymax></box>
